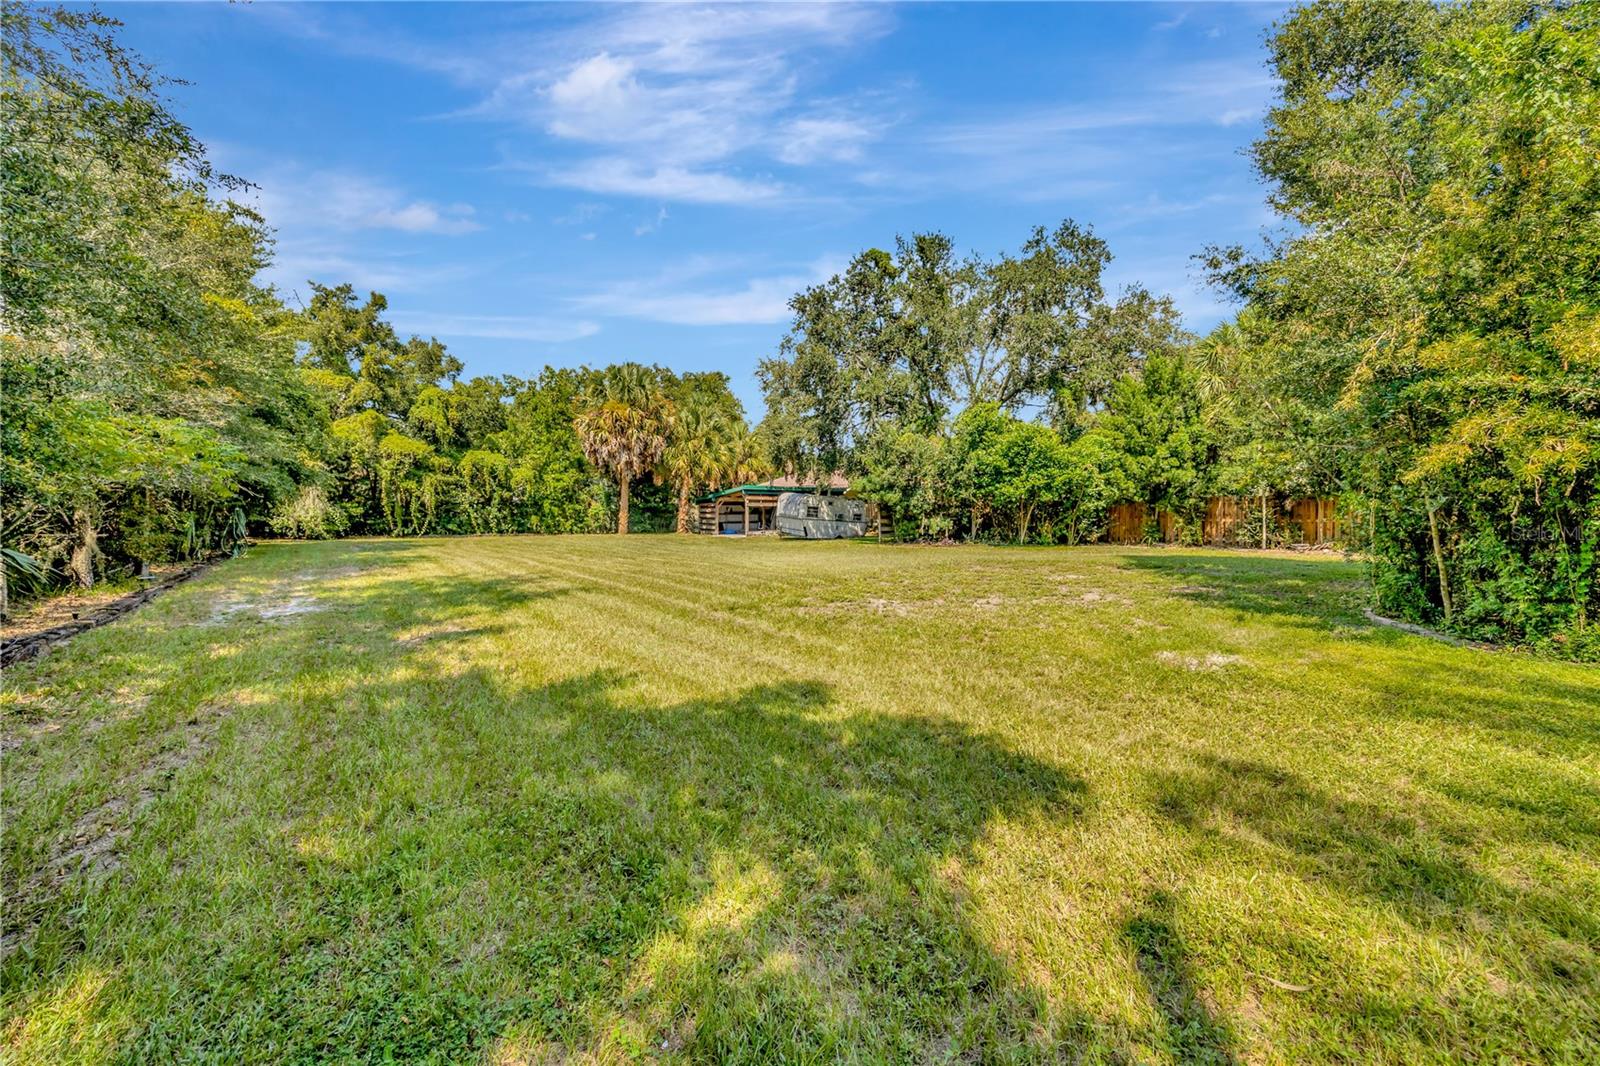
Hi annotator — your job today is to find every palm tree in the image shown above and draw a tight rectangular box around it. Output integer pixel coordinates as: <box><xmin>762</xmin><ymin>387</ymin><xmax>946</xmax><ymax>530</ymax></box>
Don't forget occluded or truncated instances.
<box><xmin>660</xmin><ymin>401</ymin><xmax>734</xmax><ymax>534</ymax></box>
<box><xmin>574</xmin><ymin>365</ymin><xmax>672</xmax><ymax>535</ymax></box>
<box><xmin>724</xmin><ymin>424</ymin><xmax>774</xmax><ymax>488</ymax></box>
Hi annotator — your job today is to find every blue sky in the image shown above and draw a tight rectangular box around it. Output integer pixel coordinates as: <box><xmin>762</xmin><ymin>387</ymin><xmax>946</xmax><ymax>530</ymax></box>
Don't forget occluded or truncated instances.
<box><xmin>115</xmin><ymin>1</ymin><xmax>1288</xmax><ymax>416</ymax></box>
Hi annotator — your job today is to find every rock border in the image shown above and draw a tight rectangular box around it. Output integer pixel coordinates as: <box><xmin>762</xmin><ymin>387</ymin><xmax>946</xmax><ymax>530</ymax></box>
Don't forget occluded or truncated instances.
<box><xmin>1361</xmin><ymin>608</ymin><xmax>1477</xmax><ymax>648</ymax></box>
<box><xmin>1</xmin><ymin>561</ymin><xmax>216</xmax><ymax>668</ymax></box>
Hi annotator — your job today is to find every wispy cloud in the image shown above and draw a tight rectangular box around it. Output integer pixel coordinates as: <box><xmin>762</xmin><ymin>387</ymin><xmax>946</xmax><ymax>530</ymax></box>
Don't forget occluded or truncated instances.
<box><xmin>573</xmin><ymin>255</ymin><xmax>838</xmax><ymax>326</ymax></box>
<box><xmin>542</xmin><ymin>159</ymin><xmax>785</xmax><ymax>205</ymax></box>
<box><xmin>634</xmin><ymin>205</ymin><xmax>669</xmax><ymax>236</ymax></box>
<box><xmin>1154</xmin><ymin>9</ymin><xmax>1191</xmax><ymax>32</ymax></box>
<box><xmin>915</xmin><ymin>59</ymin><xmax>1275</xmax><ymax>198</ymax></box>
<box><xmin>386</xmin><ymin>311</ymin><xmax>600</xmax><ymax>342</ymax></box>
<box><xmin>249</xmin><ymin>168</ymin><xmax>481</xmax><ymax>235</ymax></box>
<box><xmin>261</xmin><ymin>244</ymin><xmax>467</xmax><ymax>301</ymax></box>
<box><xmin>265</xmin><ymin>3</ymin><xmax>894</xmax><ymax>205</ymax></box>
<box><xmin>776</xmin><ymin>115</ymin><xmax>877</xmax><ymax>165</ymax></box>
<box><xmin>552</xmin><ymin>201</ymin><xmax>609</xmax><ymax>226</ymax></box>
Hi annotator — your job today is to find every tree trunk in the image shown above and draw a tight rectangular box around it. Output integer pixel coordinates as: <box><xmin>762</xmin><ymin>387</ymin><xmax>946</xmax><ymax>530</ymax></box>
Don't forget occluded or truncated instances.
<box><xmin>1369</xmin><ymin>505</ymin><xmax>1378</xmax><ymax>590</ymax></box>
<box><xmin>617</xmin><ymin>479</ymin><xmax>630</xmax><ymax>535</ymax></box>
<box><xmin>1427</xmin><ymin>500</ymin><xmax>1453</xmax><ymax>623</ymax></box>
<box><xmin>1018</xmin><ymin>502</ymin><xmax>1032</xmax><ymax>544</ymax></box>
<box><xmin>1260</xmin><ymin>493</ymin><xmax>1268</xmax><ymax>550</ymax></box>
<box><xmin>69</xmin><ymin>507</ymin><xmax>98</xmax><ymax>588</ymax></box>
<box><xmin>676</xmin><ymin>479</ymin><xmax>692</xmax><ymax>534</ymax></box>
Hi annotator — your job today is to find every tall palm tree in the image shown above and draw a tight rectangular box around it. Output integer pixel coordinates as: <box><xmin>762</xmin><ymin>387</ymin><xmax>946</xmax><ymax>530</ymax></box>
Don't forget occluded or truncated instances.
<box><xmin>660</xmin><ymin>401</ymin><xmax>734</xmax><ymax>534</ymax></box>
<box><xmin>574</xmin><ymin>364</ymin><xmax>672</xmax><ymax>535</ymax></box>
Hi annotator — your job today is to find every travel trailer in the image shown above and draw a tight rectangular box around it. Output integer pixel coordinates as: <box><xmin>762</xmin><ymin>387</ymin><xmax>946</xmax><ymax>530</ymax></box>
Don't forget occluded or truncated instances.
<box><xmin>774</xmin><ymin>492</ymin><xmax>874</xmax><ymax>539</ymax></box>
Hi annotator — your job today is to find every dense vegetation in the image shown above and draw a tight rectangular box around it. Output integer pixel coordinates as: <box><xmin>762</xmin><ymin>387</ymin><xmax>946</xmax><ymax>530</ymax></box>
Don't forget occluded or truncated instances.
<box><xmin>3</xmin><ymin>2</ymin><xmax>1595</xmax><ymax>656</ymax></box>
<box><xmin>760</xmin><ymin>0</ymin><xmax>1600</xmax><ymax>656</ymax></box>
<box><xmin>0</xmin><ymin>5</ymin><xmax>757</xmax><ymax>608</ymax></box>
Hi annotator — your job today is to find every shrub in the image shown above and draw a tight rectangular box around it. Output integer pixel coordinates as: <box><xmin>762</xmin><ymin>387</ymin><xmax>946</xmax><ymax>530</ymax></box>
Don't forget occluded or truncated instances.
<box><xmin>269</xmin><ymin>485</ymin><xmax>346</xmax><ymax>540</ymax></box>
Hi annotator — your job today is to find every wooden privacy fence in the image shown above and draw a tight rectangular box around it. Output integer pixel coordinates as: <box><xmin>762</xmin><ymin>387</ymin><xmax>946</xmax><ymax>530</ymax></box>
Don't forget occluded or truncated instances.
<box><xmin>1108</xmin><ymin>497</ymin><xmax>1344</xmax><ymax>547</ymax></box>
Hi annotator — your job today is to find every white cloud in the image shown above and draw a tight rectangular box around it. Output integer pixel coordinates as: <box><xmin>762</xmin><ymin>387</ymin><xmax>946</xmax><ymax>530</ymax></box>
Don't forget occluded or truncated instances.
<box><xmin>543</xmin><ymin>159</ymin><xmax>784</xmax><ymax>205</ymax></box>
<box><xmin>365</xmin><ymin>200</ymin><xmax>480</xmax><ymax>235</ymax></box>
<box><xmin>776</xmin><ymin>116</ymin><xmax>875</xmax><ymax>165</ymax></box>
<box><xmin>386</xmin><ymin>311</ymin><xmax>600</xmax><ymax>342</ymax></box>
<box><xmin>552</xmin><ymin>201</ymin><xmax>608</xmax><ymax>225</ymax></box>
<box><xmin>916</xmin><ymin>59</ymin><xmax>1276</xmax><ymax>197</ymax></box>
<box><xmin>391</xmin><ymin>4</ymin><xmax>892</xmax><ymax>203</ymax></box>
<box><xmin>634</xmin><ymin>205</ymin><xmax>669</xmax><ymax>236</ymax></box>
<box><xmin>260</xmin><ymin>244</ymin><xmax>465</xmax><ymax>300</ymax></box>
<box><xmin>250</xmin><ymin>168</ymin><xmax>481</xmax><ymax>235</ymax></box>
<box><xmin>573</xmin><ymin>255</ymin><xmax>838</xmax><ymax>326</ymax></box>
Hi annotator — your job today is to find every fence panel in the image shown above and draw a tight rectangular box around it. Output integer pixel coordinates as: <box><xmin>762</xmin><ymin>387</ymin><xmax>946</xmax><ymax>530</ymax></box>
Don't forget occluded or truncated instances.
<box><xmin>1109</xmin><ymin>497</ymin><xmax>1343</xmax><ymax>546</ymax></box>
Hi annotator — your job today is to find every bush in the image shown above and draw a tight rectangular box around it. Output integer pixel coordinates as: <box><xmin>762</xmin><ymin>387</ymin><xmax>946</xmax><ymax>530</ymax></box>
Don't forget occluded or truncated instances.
<box><xmin>269</xmin><ymin>485</ymin><xmax>346</xmax><ymax>540</ymax></box>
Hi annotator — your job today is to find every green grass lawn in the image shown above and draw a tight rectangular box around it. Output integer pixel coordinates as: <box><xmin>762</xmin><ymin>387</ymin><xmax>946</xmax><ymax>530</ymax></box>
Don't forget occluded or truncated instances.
<box><xmin>3</xmin><ymin>536</ymin><xmax>1596</xmax><ymax>1064</ymax></box>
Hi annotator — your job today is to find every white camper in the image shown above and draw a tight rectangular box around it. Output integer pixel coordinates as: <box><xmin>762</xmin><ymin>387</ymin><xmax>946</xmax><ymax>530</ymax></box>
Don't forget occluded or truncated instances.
<box><xmin>775</xmin><ymin>493</ymin><xmax>873</xmax><ymax>539</ymax></box>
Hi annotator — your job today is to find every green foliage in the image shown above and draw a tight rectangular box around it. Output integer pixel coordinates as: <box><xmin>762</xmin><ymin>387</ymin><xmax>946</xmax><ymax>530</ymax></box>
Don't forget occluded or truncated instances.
<box><xmin>853</xmin><ymin>402</ymin><xmax>1126</xmax><ymax>546</ymax></box>
<box><xmin>1209</xmin><ymin>0</ymin><xmax>1600</xmax><ymax>655</ymax></box>
<box><xmin>759</xmin><ymin>222</ymin><xmax>1186</xmax><ymax>483</ymax></box>
<box><xmin>1</xmin><ymin>5</ymin><xmax>313</xmax><ymax>590</ymax></box>
<box><xmin>1090</xmin><ymin>354</ymin><xmax>1214</xmax><ymax>533</ymax></box>
<box><xmin>855</xmin><ymin>427</ymin><xmax>950</xmax><ymax>541</ymax></box>
<box><xmin>574</xmin><ymin>364</ymin><xmax>675</xmax><ymax>535</ymax></box>
<box><xmin>269</xmin><ymin>485</ymin><xmax>345</xmax><ymax>540</ymax></box>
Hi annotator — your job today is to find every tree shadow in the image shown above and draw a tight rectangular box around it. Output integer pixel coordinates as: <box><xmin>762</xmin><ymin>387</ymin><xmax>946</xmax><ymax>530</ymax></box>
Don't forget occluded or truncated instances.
<box><xmin>1122</xmin><ymin>890</ymin><xmax>1237</xmax><ymax>1066</ymax></box>
<box><xmin>1331</xmin><ymin>653</ymin><xmax>1600</xmax><ymax>755</ymax></box>
<box><xmin>1149</xmin><ymin>755</ymin><xmax>1600</xmax><ymax>997</ymax></box>
<box><xmin>1119</xmin><ymin>551</ymin><xmax>1370</xmax><ymax>633</ymax></box>
<box><xmin>9</xmin><ymin>651</ymin><xmax>1101</xmax><ymax>1061</ymax></box>
<box><xmin>1120</xmin><ymin>552</ymin><xmax>1599</xmax><ymax>754</ymax></box>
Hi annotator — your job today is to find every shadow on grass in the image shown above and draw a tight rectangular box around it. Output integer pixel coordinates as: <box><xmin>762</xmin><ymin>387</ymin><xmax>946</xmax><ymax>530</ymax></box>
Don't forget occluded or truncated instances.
<box><xmin>1337</xmin><ymin>653</ymin><xmax>1600</xmax><ymax>754</ymax></box>
<box><xmin>1123</xmin><ymin>890</ymin><xmax>1237</xmax><ymax>1066</ymax></box>
<box><xmin>1119</xmin><ymin>551</ymin><xmax>1369</xmax><ymax>633</ymax></box>
<box><xmin>6</xmin><ymin>554</ymin><xmax>1107</xmax><ymax>1062</ymax></box>
<box><xmin>1151</xmin><ymin>755</ymin><xmax>1600</xmax><ymax>997</ymax></box>
<box><xmin>1122</xmin><ymin>551</ymin><xmax>1599</xmax><ymax>752</ymax></box>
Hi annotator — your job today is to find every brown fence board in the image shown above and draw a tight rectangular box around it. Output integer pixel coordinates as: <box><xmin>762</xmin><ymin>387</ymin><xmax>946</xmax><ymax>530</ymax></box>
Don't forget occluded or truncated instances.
<box><xmin>1110</xmin><ymin>496</ymin><xmax>1343</xmax><ymax>547</ymax></box>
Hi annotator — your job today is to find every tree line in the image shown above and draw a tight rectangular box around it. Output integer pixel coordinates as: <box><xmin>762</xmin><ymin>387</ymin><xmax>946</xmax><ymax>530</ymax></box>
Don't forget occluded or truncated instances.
<box><xmin>759</xmin><ymin>0</ymin><xmax>1598</xmax><ymax>657</ymax></box>
<box><xmin>3</xmin><ymin>2</ymin><xmax>1595</xmax><ymax>657</ymax></box>
<box><xmin>0</xmin><ymin>4</ymin><xmax>763</xmax><ymax>610</ymax></box>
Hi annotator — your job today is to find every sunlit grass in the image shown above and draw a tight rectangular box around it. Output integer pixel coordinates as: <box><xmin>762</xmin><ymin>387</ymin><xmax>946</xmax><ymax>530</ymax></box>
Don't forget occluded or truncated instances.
<box><xmin>3</xmin><ymin>536</ymin><xmax>1596</xmax><ymax>1063</ymax></box>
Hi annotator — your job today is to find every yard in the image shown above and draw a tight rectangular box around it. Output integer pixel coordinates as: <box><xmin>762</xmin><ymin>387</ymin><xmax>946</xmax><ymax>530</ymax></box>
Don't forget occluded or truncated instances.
<box><xmin>3</xmin><ymin>536</ymin><xmax>1596</xmax><ymax>1064</ymax></box>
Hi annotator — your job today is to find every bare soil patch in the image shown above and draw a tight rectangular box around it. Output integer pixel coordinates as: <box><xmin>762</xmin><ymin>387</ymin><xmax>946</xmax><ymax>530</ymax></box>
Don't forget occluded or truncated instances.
<box><xmin>3</xmin><ymin>704</ymin><xmax>226</xmax><ymax>958</ymax></box>
<box><xmin>1</xmin><ymin>562</ymin><xmax>213</xmax><ymax>666</ymax></box>
<box><xmin>206</xmin><ymin>571</ymin><xmax>326</xmax><ymax>624</ymax></box>
<box><xmin>1156</xmin><ymin>651</ymin><xmax>1246</xmax><ymax>671</ymax></box>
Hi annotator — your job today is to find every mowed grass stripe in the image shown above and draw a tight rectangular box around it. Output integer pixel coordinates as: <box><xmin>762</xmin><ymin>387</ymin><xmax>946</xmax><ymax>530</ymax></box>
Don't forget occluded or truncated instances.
<box><xmin>3</xmin><ymin>536</ymin><xmax>1596</xmax><ymax>1065</ymax></box>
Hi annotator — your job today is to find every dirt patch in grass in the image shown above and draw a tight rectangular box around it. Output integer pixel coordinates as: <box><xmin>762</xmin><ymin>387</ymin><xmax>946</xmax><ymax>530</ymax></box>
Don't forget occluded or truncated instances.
<box><xmin>206</xmin><ymin>571</ymin><xmax>326</xmax><ymax>625</ymax></box>
<box><xmin>51</xmin><ymin>707</ymin><xmax>222</xmax><ymax>879</ymax></box>
<box><xmin>801</xmin><ymin>586</ymin><xmax>1129</xmax><ymax>617</ymax></box>
<box><xmin>5</xmin><ymin>704</ymin><xmax>227</xmax><ymax>958</ymax></box>
<box><xmin>397</xmin><ymin>622</ymin><xmax>473</xmax><ymax>646</ymax></box>
<box><xmin>1156</xmin><ymin>651</ymin><xmax>1246</xmax><ymax>671</ymax></box>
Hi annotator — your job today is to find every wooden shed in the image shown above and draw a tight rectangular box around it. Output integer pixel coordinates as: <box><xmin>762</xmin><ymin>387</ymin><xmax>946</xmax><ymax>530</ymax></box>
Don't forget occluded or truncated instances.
<box><xmin>694</xmin><ymin>474</ymin><xmax>850</xmax><ymax>536</ymax></box>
